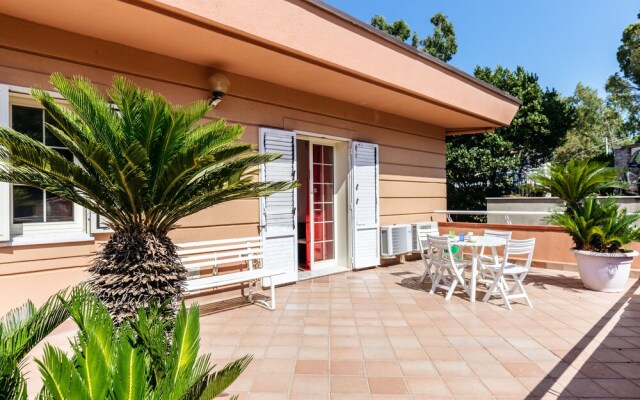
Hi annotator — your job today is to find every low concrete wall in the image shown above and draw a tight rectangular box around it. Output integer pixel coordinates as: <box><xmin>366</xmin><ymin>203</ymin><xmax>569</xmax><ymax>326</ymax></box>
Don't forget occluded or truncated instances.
<box><xmin>486</xmin><ymin>196</ymin><xmax>640</xmax><ymax>225</ymax></box>
<box><xmin>440</xmin><ymin>221</ymin><xmax>640</xmax><ymax>279</ymax></box>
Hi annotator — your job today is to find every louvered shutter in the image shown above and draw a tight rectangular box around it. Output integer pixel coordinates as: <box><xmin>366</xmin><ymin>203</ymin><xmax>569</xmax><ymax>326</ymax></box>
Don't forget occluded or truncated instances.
<box><xmin>0</xmin><ymin>85</ymin><xmax>10</xmax><ymax>241</ymax></box>
<box><xmin>259</xmin><ymin>127</ymin><xmax>298</xmax><ymax>285</ymax></box>
<box><xmin>350</xmin><ymin>141</ymin><xmax>380</xmax><ymax>269</ymax></box>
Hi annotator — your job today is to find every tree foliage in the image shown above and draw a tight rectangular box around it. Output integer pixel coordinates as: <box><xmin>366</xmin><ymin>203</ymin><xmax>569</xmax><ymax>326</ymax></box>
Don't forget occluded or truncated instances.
<box><xmin>606</xmin><ymin>12</ymin><xmax>640</xmax><ymax>137</ymax></box>
<box><xmin>370</xmin><ymin>15</ymin><xmax>412</xmax><ymax>42</ymax></box>
<box><xmin>420</xmin><ymin>12</ymin><xmax>458</xmax><ymax>62</ymax></box>
<box><xmin>446</xmin><ymin>66</ymin><xmax>576</xmax><ymax>217</ymax></box>
<box><xmin>553</xmin><ymin>83</ymin><xmax>626</xmax><ymax>163</ymax></box>
<box><xmin>370</xmin><ymin>12</ymin><xmax>457</xmax><ymax>62</ymax></box>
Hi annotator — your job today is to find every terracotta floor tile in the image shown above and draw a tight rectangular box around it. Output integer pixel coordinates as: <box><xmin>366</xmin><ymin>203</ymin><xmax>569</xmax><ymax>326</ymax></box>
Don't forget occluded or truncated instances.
<box><xmin>290</xmin><ymin>374</ymin><xmax>330</xmax><ymax>394</ymax></box>
<box><xmin>331</xmin><ymin>375</ymin><xmax>370</xmax><ymax>394</ymax></box>
<box><xmin>442</xmin><ymin>377</ymin><xmax>492</xmax><ymax>397</ymax></box>
<box><xmin>367</xmin><ymin>377</ymin><xmax>409</xmax><ymax>395</ymax></box>
<box><xmin>480</xmin><ymin>377</ymin><xmax>530</xmax><ymax>397</ymax></box>
<box><xmin>593</xmin><ymin>378</ymin><xmax>640</xmax><ymax>398</ymax></box>
<box><xmin>361</xmin><ymin>346</ymin><xmax>396</xmax><ymax>360</ymax></box>
<box><xmin>332</xmin><ymin>346</ymin><xmax>363</xmax><ymax>360</ymax></box>
<box><xmin>405</xmin><ymin>377</ymin><xmax>451</xmax><ymax>396</ymax></box>
<box><xmin>502</xmin><ymin>362</ymin><xmax>547</xmax><ymax>378</ymax></box>
<box><xmin>364</xmin><ymin>360</ymin><xmax>403</xmax><ymax>377</ymax></box>
<box><xmin>398</xmin><ymin>360</ymin><xmax>439</xmax><ymax>377</ymax></box>
<box><xmin>251</xmin><ymin>374</ymin><xmax>292</xmax><ymax>393</ymax></box>
<box><xmin>433</xmin><ymin>361</ymin><xmax>475</xmax><ymax>377</ymax></box>
<box><xmin>294</xmin><ymin>360</ymin><xmax>329</xmax><ymax>375</ymax></box>
<box><xmin>260</xmin><ymin>359</ymin><xmax>296</xmax><ymax>374</ymax></box>
<box><xmin>331</xmin><ymin>360</ymin><xmax>365</xmax><ymax>375</ymax></box>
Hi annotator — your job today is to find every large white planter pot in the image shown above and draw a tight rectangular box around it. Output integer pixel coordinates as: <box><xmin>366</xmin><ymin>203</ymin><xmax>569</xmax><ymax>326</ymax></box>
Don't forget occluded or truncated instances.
<box><xmin>572</xmin><ymin>249</ymin><xmax>637</xmax><ymax>292</ymax></box>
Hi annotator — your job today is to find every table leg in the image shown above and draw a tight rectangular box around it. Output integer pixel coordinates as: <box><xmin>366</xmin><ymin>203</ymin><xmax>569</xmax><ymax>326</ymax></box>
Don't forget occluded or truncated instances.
<box><xmin>470</xmin><ymin>248</ymin><xmax>477</xmax><ymax>302</ymax></box>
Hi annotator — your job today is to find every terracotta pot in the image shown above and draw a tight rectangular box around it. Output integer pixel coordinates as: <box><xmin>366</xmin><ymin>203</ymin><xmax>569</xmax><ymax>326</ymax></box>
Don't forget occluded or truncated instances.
<box><xmin>572</xmin><ymin>249</ymin><xmax>637</xmax><ymax>292</ymax></box>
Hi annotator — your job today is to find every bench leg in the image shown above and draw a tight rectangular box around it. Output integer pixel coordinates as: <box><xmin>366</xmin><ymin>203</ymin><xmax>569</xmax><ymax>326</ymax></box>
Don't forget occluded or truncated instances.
<box><xmin>241</xmin><ymin>281</ymin><xmax>254</xmax><ymax>304</ymax></box>
<box><xmin>254</xmin><ymin>276</ymin><xmax>277</xmax><ymax>311</ymax></box>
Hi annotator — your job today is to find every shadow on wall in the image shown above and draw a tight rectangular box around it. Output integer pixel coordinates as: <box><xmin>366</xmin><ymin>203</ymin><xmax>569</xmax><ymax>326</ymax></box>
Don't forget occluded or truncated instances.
<box><xmin>526</xmin><ymin>279</ymin><xmax>640</xmax><ymax>399</ymax></box>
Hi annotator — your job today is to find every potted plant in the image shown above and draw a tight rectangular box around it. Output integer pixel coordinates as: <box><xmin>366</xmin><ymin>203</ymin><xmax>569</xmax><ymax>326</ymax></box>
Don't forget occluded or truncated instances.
<box><xmin>534</xmin><ymin>160</ymin><xmax>640</xmax><ymax>292</ymax></box>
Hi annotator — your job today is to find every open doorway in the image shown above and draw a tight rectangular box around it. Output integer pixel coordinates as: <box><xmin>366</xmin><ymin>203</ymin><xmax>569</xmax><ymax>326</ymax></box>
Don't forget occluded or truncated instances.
<box><xmin>296</xmin><ymin>135</ymin><xmax>349</xmax><ymax>277</ymax></box>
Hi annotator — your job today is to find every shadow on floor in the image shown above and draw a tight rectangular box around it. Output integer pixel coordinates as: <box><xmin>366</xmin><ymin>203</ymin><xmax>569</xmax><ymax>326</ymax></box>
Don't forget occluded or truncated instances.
<box><xmin>199</xmin><ymin>293</ymin><xmax>270</xmax><ymax>316</ymax></box>
<box><xmin>526</xmin><ymin>278</ymin><xmax>640</xmax><ymax>399</ymax></box>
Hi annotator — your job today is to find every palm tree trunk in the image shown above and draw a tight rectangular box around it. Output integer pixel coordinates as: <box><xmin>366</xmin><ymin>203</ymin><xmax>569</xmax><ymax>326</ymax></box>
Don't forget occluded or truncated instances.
<box><xmin>88</xmin><ymin>226</ymin><xmax>186</xmax><ymax>323</ymax></box>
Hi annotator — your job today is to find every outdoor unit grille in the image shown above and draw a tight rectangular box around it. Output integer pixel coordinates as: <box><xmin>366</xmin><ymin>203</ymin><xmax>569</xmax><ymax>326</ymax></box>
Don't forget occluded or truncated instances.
<box><xmin>380</xmin><ymin>225</ymin><xmax>412</xmax><ymax>257</ymax></box>
<box><xmin>411</xmin><ymin>222</ymin><xmax>439</xmax><ymax>252</ymax></box>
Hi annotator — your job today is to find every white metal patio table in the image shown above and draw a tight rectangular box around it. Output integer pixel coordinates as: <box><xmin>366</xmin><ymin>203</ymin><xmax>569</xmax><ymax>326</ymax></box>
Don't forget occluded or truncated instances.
<box><xmin>451</xmin><ymin>235</ymin><xmax>507</xmax><ymax>302</ymax></box>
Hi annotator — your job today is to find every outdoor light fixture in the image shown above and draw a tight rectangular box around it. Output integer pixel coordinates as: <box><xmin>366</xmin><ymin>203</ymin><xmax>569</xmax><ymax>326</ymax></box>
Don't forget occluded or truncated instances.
<box><xmin>207</xmin><ymin>72</ymin><xmax>231</xmax><ymax>106</ymax></box>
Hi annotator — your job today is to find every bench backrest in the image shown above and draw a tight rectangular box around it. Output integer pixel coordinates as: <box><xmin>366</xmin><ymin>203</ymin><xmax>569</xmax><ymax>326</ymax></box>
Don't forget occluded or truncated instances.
<box><xmin>177</xmin><ymin>236</ymin><xmax>263</xmax><ymax>274</ymax></box>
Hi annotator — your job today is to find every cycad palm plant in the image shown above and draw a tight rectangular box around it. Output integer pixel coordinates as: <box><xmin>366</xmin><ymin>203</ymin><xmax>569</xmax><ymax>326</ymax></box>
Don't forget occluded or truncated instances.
<box><xmin>549</xmin><ymin>197</ymin><xmax>640</xmax><ymax>252</ymax></box>
<box><xmin>36</xmin><ymin>286</ymin><xmax>251</xmax><ymax>400</ymax></box>
<box><xmin>0</xmin><ymin>291</ymin><xmax>70</xmax><ymax>400</ymax></box>
<box><xmin>0</xmin><ymin>74</ymin><xmax>295</xmax><ymax>322</ymax></box>
<box><xmin>532</xmin><ymin>159</ymin><xmax>623</xmax><ymax>212</ymax></box>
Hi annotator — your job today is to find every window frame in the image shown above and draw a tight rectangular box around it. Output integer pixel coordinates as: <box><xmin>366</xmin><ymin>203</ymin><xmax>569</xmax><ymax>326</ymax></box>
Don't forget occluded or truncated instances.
<box><xmin>0</xmin><ymin>85</ymin><xmax>94</xmax><ymax>242</ymax></box>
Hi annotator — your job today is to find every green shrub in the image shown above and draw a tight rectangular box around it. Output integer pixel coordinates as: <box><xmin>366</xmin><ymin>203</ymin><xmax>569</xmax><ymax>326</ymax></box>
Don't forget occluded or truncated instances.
<box><xmin>534</xmin><ymin>160</ymin><xmax>640</xmax><ymax>253</ymax></box>
<box><xmin>549</xmin><ymin>197</ymin><xmax>640</xmax><ymax>252</ymax></box>
<box><xmin>36</xmin><ymin>286</ymin><xmax>250</xmax><ymax>400</ymax></box>
<box><xmin>0</xmin><ymin>290</ymin><xmax>70</xmax><ymax>400</ymax></box>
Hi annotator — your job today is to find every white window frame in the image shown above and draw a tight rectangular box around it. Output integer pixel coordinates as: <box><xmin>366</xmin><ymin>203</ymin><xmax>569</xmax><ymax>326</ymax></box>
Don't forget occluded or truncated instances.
<box><xmin>0</xmin><ymin>84</ymin><xmax>92</xmax><ymax>244</ymax></box>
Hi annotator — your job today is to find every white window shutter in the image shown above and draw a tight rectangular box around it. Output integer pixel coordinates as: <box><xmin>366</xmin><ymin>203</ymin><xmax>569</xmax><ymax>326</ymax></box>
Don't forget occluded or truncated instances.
<box><xmin>0</xmin><ymin>85</ymin><xmax>10</xmax><ymax>241</ymax></box>
<box><xmin>350</xmin><ymin>141</ymin><xmax>380</xmax><ymax>269</ymax></box>
<box><xmin>259</xmin><ymin>127</ymin><xmax>298</xmax><ymax>285</ymax></box>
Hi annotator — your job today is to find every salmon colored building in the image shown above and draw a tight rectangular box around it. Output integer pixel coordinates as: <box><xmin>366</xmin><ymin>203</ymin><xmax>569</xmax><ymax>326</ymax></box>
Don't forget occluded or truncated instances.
<box><xmin>0</xmin><ymin>0</ymin><xmax>520</xmax><ymax>313</ymax></box>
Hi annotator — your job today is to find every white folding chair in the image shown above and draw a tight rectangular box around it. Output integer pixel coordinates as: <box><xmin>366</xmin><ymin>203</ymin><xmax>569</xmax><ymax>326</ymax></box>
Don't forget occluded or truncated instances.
<box><xmin>418</xmin><ymin>226</ymin><xmax>439</xmax><ymax>284</ymax></box>
<box><xmin>482</xmin><ymin>238</ymin><xmax>535</xmax><ymax>310</ymax></box>
<box><xmin>428</xmin><ymin>235</ymin><xmax>469</xmax><ymax>300</ymax></box>
<box><xmin>478</xmin><ymin>229</ymin><xmax>513</xmax><ymax>267</ymax></box>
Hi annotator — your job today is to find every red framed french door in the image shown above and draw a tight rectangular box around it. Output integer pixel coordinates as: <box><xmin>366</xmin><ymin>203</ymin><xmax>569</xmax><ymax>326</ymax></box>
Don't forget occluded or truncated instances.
<box><xmin>306</xmin><ymin>143</ymin><xmax>335</xmax><ymax>268</ymax></box>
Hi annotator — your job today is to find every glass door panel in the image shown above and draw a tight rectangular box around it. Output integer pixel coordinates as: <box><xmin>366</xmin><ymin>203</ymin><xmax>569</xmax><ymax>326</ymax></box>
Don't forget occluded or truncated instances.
<box><xmin>311</xmin><ymin>144</ymin><xmax>335</xmax><ymax>263</ymax></box>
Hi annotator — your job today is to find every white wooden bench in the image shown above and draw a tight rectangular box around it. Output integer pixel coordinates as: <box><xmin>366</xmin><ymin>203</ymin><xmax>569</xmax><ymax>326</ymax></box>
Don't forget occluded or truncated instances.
<box><xmin>177</xmin><ymin>236</ymin><xmax>285</xmax><ymax>310</ymax></box>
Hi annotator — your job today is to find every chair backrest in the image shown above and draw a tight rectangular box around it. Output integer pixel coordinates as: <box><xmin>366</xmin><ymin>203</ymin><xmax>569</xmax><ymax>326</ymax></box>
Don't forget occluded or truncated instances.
<box><xmin>417</xmin><ymin>226</ymin><xmax>439</xmax><ymax>254</ymax></box>
<box><xmin>501</xmin><ymin>238</ymin><xmax>536</xmax><ymax>270</ymax></box>
<box><xmin>427</xmin><ymin>234</ymin><xmax>459</xmax><ymax>267</ymax></box>
<box><xmin>484</xmin><ymin>229</ymin><xmax>513</xmax><ymax>240</ymax></box>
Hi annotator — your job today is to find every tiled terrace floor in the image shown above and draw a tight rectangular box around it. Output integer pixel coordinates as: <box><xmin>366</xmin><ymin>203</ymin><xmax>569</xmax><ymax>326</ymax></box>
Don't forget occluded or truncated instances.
<box><xmin>198</xmin><ymin>260</ymin><xmax>640</xmax><ymax>400</ymax></box>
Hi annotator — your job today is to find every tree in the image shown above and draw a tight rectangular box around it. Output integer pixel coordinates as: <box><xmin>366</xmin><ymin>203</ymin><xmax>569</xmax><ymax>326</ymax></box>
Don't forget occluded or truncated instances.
<box><xmin>446</xmin><ymin>66</ymin><xmax>576</xmax><ymax>218</ymax></box>
<box><xmin>606</xmin><ymin>12</ymin><xmax>640</xmax><ymax>137</ymax></box>
<box><xmin>370</xmin><ymin>12</ymin><xmax>458</xmax><ymax>62</ymax></box>
<box><xmin>370</xmin><ymin>15</ymin><xmax>412</xmax><ymax>42</ymax></box>
<box><xmin>553</xmin><ymin>83</ymin><xmax>626</xmax><ymax>163</ymax></box>
<box><xmin>420</xmin><ymin>12</ymin><xmax>458</xmax><ymax>62</ymax></box>
<box><xmin>0</xmin><ymin>74</ymin><xmax>295</xmax><ymax>323</ymax></box>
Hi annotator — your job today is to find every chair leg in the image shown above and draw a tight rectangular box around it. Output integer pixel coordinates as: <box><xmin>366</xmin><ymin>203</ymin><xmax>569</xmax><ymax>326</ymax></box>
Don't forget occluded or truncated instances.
<box><xmin>482</xmin><ymin>271</ymin><xmax>500</xmax><ymax>302</ymax></box>
<box><xmin>419</xmin><ymin>264</ymin><xmax>430</xmax><ymax>283</ymax></box>
<box><xmin>430</xmin><ymin>270</ymin><xmax>443</xmax><ymax>294</ymax></box>
<box><xmin>515</xmin><ymin>274</ymin><xmax>533</xmax><ymax>308</ymax></box>
<box><xmin>497</xmin><ymin>280</ymin><xmax>512</xmax><ymax>310</ymax></box>
<box><xmin>445</xmin><ymin>277</ymin><xmax>458</xmax><ymax>301</ymax></box>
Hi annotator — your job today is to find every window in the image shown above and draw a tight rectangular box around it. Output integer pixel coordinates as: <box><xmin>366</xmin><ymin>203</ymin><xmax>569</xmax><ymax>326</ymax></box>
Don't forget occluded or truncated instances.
<box><xmin>1</xmin><ymin>90</ymin><xmax>87</xmax><ymax>240</ymax></box>
<box><xmin>11</xmin><ymin>105</ymin><xmax>74</xmax><ymax>224</ymax></box>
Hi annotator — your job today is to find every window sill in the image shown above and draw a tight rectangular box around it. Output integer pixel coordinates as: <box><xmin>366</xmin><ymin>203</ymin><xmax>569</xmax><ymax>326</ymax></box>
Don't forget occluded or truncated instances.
<box><xmin>0</xmin><ymin>233</ymin><xmax>95</xmax><ymax>247</ymax></box>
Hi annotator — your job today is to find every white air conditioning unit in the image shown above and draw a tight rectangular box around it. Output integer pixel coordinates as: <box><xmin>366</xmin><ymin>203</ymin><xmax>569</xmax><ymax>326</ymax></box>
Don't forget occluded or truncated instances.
<box><xmin>411</xmin><ymin>222</ymin><xmax>439</xmax><ymax>252</ymax></box>
<box><xmin>380</xmin><ymin>224</ymin><xmax>412</xmax><ymax>257</ymax></box>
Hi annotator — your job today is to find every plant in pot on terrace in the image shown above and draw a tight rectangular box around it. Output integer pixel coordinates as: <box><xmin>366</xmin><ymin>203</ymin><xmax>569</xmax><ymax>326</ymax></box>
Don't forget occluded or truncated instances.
<box><xmin>0</xmin><ymin>74</ymin><xmax>296</xmax><ymax>323</ymax></box>
<box><xmin>533</xmin><ymin>160</ymin><xmax>639</xmax><ymax>292</ymax></box>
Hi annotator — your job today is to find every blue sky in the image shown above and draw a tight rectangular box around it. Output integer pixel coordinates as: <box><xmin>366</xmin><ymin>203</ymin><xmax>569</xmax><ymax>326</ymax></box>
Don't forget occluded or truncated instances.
<box><xmin>324</xmin><ymin>0</ymin><xmax>639</xmax><ymax>97</ymax></box>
